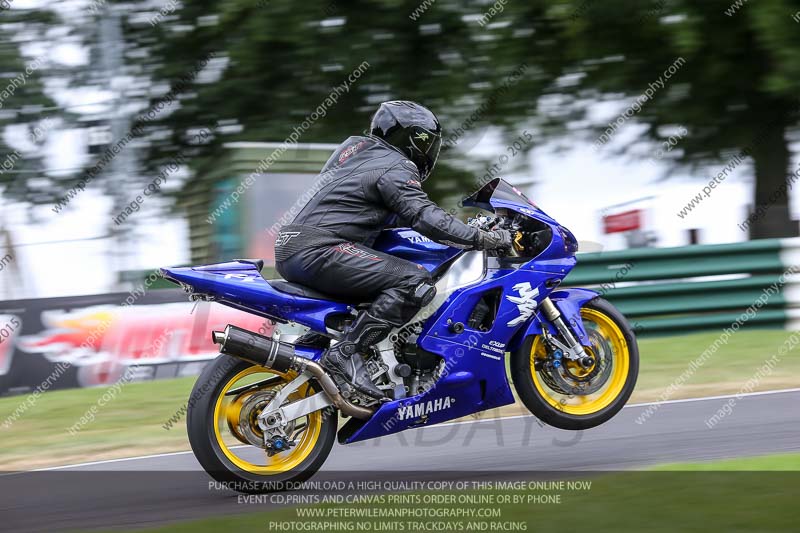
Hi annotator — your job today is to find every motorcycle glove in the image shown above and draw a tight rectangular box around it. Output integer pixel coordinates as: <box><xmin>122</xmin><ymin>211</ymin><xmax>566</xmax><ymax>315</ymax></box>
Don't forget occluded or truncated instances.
<box><xmin>478</xmin><ymin>228</ymin><xmax>513</xmax><ymax>251</ymax></box>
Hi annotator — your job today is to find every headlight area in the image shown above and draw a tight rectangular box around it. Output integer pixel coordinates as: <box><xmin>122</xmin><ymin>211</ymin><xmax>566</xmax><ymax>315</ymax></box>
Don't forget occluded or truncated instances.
<box><xmin>557</xmin><ymin>225</ymin><xmax>579</xmax><ymax>255</ymax></box>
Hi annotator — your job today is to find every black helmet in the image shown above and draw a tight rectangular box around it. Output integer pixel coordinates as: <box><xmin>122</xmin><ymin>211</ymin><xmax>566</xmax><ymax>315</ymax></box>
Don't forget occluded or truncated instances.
<box><xmin>370</xmin><ymin>100</ymin><xmax>442</xmax><ymax>181</ymax></box>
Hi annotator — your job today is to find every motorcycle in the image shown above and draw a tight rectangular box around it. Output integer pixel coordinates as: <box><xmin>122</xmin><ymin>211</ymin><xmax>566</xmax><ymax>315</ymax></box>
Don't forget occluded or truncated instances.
<box><xmin>160</xmin><ymin>178</ymin><xmax>639</xmax><ymax>492</ymax></box>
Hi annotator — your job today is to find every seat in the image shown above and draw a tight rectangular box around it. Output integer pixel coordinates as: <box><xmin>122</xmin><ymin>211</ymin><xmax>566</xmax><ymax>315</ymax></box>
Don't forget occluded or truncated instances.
<box><xmin>268</xmin><ymin>279</ymin><xmax>365</xmax><ymax>304</ymax></box>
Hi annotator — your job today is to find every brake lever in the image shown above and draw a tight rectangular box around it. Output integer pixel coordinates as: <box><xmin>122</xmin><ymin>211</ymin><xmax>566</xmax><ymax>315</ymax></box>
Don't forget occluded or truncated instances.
<box><xmin>512</xmin><ymin>231</ymin><xmax>525</xmax><ymax>253</ymax></box>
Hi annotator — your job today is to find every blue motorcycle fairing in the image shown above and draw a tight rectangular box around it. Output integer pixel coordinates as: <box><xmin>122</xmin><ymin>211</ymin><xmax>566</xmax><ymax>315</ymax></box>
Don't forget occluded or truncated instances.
<box><xmin>159</xmin><ymin>261</ymin><xmax>354</xmax><ymax>334</ymax></box>
<box><xmin>506</xmin><ymin>287</ymin><xmax>599</xmax><ymax>355</ymax></box>
<box><xmin>162</xmin><ymin>178</ymin><xmax>603</xmax><ymax>445</ymax></box>
<box><xmin>550</xmin><ymin>288</ymin><xmax>598</xmax><ymax>344</ymax></box>
<box><xmin>343</xmin><ymin>265</ymin><xmax>573</xmax><ymax>443</ymax></box>
<box><xmin>372</xmin><ymin>228</ymin><xmax>462</xmax><ymax>272</ymax></box>
<box><xmin>462</xmin><ymin>179</ymin><xmax>578</xmax><ymax>266</ymax></box>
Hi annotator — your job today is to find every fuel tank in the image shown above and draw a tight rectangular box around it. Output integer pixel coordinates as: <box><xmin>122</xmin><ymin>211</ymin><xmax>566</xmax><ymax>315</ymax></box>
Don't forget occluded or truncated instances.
<box><xmin>372</xmin><ymin>229</ymin><xmax>461</xmax><ymax>272</ymax></box>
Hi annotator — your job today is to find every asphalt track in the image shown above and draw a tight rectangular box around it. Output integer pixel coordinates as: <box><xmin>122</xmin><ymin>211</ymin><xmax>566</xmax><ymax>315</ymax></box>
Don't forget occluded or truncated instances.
<box><xmin>3</xmin><ymin>389</ymin><xmax>800</xmax><ymax>532</ymax></box>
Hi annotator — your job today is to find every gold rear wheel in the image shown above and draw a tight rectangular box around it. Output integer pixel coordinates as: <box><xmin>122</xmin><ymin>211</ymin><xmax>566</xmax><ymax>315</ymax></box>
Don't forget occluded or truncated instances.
<box><xmin>213</xmin><ymin>366</ymin><xmax>323</xmax><ymax>474</ymax></box>
<box><xmin>187</xmin><ymin>356</ymin><xmax>337</xmax><ymax>492</ymax></box>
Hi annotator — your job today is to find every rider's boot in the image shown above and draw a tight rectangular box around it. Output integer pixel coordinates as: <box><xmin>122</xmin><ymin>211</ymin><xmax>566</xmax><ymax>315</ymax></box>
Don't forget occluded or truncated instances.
<box><xmin>322</xmin><ymin>311</ymin><xmax>393</xmax><ymax>401</ymax></box>
<box><xmin>294</xmin><ymin>330</ymin><xmax>331</xmax><ymax>349</ymax></box>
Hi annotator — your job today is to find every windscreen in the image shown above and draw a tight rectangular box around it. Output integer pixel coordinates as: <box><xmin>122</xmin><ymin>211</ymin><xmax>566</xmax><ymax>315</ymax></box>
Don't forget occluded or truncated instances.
<box><xmin>463</xmin><ymin>178</ymin><xmax>538</xmax><ymax>210</ymax></box>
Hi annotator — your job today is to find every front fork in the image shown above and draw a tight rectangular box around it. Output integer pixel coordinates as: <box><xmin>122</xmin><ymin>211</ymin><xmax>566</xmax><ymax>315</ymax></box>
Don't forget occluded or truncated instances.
<box><xmin>539</xmin><ymin>297</ymin><xmax>595</xmax><ymax>369</ymax></box>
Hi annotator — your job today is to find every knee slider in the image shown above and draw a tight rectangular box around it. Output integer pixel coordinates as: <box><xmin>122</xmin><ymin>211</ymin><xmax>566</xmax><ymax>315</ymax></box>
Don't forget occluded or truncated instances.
<box><xmin>412</xmin><ymin>281</ymin><xmax>437</xmax><ymax>306</ymax></box>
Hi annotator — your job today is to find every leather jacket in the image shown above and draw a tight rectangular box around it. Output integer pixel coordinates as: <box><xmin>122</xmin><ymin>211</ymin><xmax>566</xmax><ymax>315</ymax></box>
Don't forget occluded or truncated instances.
<box><xmin>284</xmin><ymin>135</ymin><xmax>480</xmax><ymax>249</ymax></box>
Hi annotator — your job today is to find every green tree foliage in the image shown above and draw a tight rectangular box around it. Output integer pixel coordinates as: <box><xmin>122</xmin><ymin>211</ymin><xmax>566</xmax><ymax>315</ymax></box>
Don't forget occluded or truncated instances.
<box><xmin>497</xmin><ymin>0</ymin><xmax>800</xmax><ymax>237</ymax></box>
<box><xmin>29</xmin><ymin>0</ymin><xmax>800</xmax><ymax>240</ymax></box>
<box><xmin>126</xmin><ymin>0</ymin><xmax>539</xmax><ymax>205</ymax></box>
<box><xmin>0</xmin><ymin>9</ymin><xmax>56</xmax><ymax>204</ymax></box>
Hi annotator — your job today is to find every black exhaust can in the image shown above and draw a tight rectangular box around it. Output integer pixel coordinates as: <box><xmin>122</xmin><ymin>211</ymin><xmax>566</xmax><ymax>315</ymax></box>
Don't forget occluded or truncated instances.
<box><xmin>213</xmin><ymin>325</ymin><xmax>296</xmax><ymax>373</ymax></box>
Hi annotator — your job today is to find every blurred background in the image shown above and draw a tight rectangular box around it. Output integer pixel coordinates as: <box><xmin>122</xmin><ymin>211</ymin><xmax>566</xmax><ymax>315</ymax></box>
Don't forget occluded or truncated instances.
<box><xmin>2</xmin><ymin>0</ymin><xmax>800</xmax><ymax>411</ymax></box>
<box><xmin>5</xmin><ymin>0</ymin><xmax>800</xmax><ymax>300</ymax></box>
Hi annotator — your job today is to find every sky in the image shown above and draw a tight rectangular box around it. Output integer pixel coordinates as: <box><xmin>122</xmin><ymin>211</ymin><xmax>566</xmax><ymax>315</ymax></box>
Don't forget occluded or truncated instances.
<box><xmin>2</xmin><ymin>1</ymin><xmax>798</xmax><ymax>299</ymax></box>
<box><xmin>0</xmin><ymin>0</ymin><xmax>185</xmax><ymax>299</ymax></box>
<box><xmin>463</xmin><ymin>110</ymin><xmax>767</xmax><ymax>251</ymax></box>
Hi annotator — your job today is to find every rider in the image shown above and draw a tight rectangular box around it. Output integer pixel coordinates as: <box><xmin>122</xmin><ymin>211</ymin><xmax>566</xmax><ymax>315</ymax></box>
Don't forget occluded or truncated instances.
<box><xmin>274</xmin><ymin>100</ymin><xmax>512</xmax><ymax>400</ymax></box>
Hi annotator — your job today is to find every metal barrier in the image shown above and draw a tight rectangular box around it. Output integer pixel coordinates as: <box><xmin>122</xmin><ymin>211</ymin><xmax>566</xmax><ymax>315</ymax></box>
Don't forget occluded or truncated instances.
<box><xmin>125</xmin><ymin>239</ymin><xmax>800</xmax><ymax>338</ymax></box>
<box><xmin>566</xmin><ymin>238</ymin><xmax>799</xmax><ymax>335</ymax></box>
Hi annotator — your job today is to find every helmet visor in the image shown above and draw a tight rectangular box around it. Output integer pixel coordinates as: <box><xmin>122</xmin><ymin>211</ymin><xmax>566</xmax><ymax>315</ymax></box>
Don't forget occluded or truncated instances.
<box><xmin>411</xmin><ymin>129</ymin><xmax>442</xmax><ymax>181</ymax></box>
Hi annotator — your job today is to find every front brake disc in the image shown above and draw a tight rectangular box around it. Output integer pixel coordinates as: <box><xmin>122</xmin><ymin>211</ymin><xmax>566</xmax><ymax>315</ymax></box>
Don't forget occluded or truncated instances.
<box><xmin>541</xmin><ymin>329</ymin><xmax>613</xmax><ymax>396</ymax></box>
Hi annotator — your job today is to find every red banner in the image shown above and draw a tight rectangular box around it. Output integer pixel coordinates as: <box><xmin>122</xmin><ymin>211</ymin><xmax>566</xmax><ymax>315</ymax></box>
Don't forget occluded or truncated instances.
<box><xmin>603</xmin><ymin>209</ymin><xmax>642</xmax><ymax>234</ymax></box>
<box><xmin>0</xmin><ymin>292</ymin><xmax>275</xmax><ymax>395</ymax></box>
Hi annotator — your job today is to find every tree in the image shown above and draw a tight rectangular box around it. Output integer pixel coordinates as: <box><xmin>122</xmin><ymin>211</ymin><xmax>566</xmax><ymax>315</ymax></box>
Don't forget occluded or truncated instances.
<box><xmin>125</xmin><ymin>0</ymin><xmax>535</xmax><ymax>206</ymax></box>
<box><xmin>494</xmin><ymin>0</ymin><xmax>800</xmax><ymax>238</ymax></box>
<box><xmin>131</xmin><ymin>0</ymin><xmax>800</xmax><ymax>241</ymax></box>
<box><xmin>0</xmin><ymin>9</ymin><xmax>57</xmax><ymax>205</ymax></box>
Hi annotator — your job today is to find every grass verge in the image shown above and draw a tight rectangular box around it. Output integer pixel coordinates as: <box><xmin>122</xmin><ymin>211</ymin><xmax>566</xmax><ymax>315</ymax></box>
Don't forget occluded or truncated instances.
<box><xmin>1</xmin><ymin>328</ymin><xmax>798</xmax><ymax>470</ymax></box>
<box><xmin>652</xmin><ymin>451</ymin><xmax>800</xmax><ymax>470</ymax></box>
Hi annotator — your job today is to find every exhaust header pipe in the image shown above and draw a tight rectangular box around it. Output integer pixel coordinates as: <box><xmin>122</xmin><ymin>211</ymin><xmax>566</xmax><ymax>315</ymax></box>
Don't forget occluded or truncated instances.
<box><xmin>212</xmin><ymin>325</ymin><xmax>374</xmax><ymax>420</ymax></box>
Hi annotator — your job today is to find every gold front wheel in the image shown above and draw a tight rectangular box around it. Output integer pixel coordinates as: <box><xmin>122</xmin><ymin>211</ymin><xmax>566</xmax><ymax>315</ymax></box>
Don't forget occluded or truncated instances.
<box><xmin>511</xmin><ymin>297</ymin><xmax>639</xmax><ymax>430</ymax></box>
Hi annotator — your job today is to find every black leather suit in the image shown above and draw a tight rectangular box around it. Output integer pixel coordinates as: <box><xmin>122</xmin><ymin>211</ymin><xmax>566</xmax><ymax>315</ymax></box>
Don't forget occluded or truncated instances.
<box><xmin>274</xmin><ymin>135</ymin><xmax>482</xmax><ymax>326</ymax></box>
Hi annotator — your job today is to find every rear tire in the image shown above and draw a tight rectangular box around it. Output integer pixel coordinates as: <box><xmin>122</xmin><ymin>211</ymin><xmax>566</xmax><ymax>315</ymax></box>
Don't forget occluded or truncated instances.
<box><xmin>511</xmin><ymin>297</ymin><xmax>638</xmax><ymax>430</ymax></box>
<box><xmin>187</xmin><ymin>355</ymin><xmax>337</xmax><ymax>493</ymax></box>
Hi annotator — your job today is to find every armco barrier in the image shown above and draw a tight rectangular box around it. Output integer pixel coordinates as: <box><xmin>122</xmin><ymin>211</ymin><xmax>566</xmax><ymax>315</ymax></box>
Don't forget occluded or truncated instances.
<box><xmin>566</xmin><ymin>238</ymin><xmax>800</xmax><ymax>335</ymax></box>
<box><xmin>120</xmin><ymin>239</ymin><xmax>800</xmax><ymax>342</ymax></box>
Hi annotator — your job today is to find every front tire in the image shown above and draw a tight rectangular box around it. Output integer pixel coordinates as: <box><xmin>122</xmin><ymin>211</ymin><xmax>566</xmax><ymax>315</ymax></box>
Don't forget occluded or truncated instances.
<box><xmin>187</xmin><ymin>355</ymin><xmax>337</xmax><ymax>493</ymax></box>
<box><xmin>511</xmin><ymin>297</ymin><xmax>639</xmax><ymax>430</ymax></box>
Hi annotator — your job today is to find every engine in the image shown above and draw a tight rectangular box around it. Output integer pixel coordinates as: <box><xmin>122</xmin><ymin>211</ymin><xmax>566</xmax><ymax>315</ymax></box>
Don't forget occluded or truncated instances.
<box><xmin>391</xmin><ymin>321</ymin><xmax>444</xmax><ymax>396</ymax></box>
